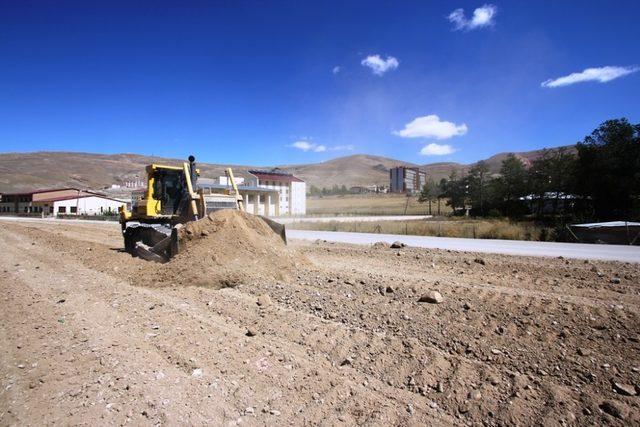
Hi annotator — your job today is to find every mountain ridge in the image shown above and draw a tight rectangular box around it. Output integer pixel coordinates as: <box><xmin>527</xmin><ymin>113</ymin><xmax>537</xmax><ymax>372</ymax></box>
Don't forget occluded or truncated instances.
<box><xmin>0</xmin><ymin>146</ymin><xmax>575</xmax><ymax>193</ymax></box>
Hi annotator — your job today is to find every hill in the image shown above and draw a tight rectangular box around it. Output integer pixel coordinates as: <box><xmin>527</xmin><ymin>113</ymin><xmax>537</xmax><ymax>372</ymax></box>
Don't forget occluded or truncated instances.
<box><xmin>0</xmin><ymin>146</ymin><xmax>575</xmax><ymax>193</ymax></box>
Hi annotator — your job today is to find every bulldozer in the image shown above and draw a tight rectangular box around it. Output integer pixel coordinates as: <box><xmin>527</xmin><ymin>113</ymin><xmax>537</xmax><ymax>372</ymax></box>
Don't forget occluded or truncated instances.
<box><xmin>118</xmin><ymin>155</ymin><xmax>286</xmax><ymax>262</ymax></box>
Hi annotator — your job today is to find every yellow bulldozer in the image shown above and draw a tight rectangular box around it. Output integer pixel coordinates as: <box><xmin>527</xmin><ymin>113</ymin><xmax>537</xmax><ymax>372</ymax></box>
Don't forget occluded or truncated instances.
<box><xmin>118</xmin><ymin>155</ymin><xmax>286</xmax><ymax>262</ymax></box>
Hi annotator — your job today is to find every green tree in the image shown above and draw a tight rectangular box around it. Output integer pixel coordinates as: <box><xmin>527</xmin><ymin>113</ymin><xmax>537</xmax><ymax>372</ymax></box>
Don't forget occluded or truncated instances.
<box><xmin>494</xmin><ymin>154</ymin><xmax>528</xmax><ymax>216</ymax></box>
<box><xmin>418</xmin><ymin>179</ymin><xmax>441</xmax><ymax>215</ymax></box>
<box><xmin>466</xmin><ymin>160</ymin><xmax>490</xmax><ymax>215</ymax></box>
<box><xmin>442</xmin><ymin>171</ymin><xmax>468</xmax><ymax>213</ymax></box>
<box><xmin>528</xmin><ymin>148</ymin><xmax>577</xmax><ymax>217</ymax></box>
<box><xmin>576</xmin><ymin>118</ymin><xmax>640</xmax><ymax>220</ymax></box>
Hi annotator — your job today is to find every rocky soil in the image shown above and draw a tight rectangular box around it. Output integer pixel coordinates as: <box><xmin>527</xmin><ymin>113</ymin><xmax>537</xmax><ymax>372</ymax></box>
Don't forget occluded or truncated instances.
<box><xmin>0</xmin><ymin>218</ymin><xmax>638</xmax><ymax>426</ymax></box>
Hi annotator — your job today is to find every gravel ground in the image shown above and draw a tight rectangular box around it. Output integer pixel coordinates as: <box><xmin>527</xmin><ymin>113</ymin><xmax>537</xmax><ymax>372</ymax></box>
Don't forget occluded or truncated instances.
<box><xmin>1</xmin><ymin>220</ymin><xmax>639</xmax><ymax>426</ymax></box>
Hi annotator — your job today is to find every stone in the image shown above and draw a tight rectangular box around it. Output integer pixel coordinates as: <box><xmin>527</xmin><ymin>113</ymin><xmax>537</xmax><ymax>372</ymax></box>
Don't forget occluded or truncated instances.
<box><xmin>458</xmin><ymin>404</ymin><xmax>470</xmax><ymax>414</ymax></box>
<box><xmin>612</xmin><ymin>382</ymin><xmax>637</xmax><ymax>396</ymax></box>
<box><xmin>600</xmin><ymin>401</ymin><xmax>624</xmax><ymax>419</ymax></box>
<box><xmin>245</xmin><ymin>328</ymin><xmax>257</xmax><ymax>337</ymax></box>
<box><xmin>468</xmin><ymin>390</ymin><xmax>482</xmax><ymax>400</ymax></box>
<box><xmin>270</xmin><ymin>409</ymin><xmax>281</xmax><ymax>416</ymax></box>
<box><xmin>577</xmin><ymin>347</ymin><xmax>591</xmax><ymax>356</ymax></box>
<box><xmin>390</xmin><ymin>241</ymin><xmax>406</xmax><ymax>249</ymax></box>
<box><xmin>463</xmin><ymin>302</ymin><xmax>471</xmax><ymax>310</ymax></box>
<box><xmin>244</xmin><ymin>407</ymin><xmax>254</xmax><ymax>415</ymax></box>
<box><xmin>256</xmin><ymin>294</ymin><xmax>272</xmax><ymax>307</ymax></box>
<box><xmin>418</xmin><ymin>291</ymin><xmax>443</xmax><ymax>304</ymax></box>
<box><xmin>611</xmin><ymin>277</ymin><xmax>621</xmax><ymax>284</ymax></box>
<box><xmin>474</xmin><ymin>258</ymin><xmax>486</xmax><ymax>265</ymax></box>
<box><xmin>340</xmin><ymin>357</ymin><xmax>353</xmax><ymax>366</ymax></box>
<box><xmin>192</xmin><ymin>368</ymin><xmax>203</xmax><ymax>378</ymax></box>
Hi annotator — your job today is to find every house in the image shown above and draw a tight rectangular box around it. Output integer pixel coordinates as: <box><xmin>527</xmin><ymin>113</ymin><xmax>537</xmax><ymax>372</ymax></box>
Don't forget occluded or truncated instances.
<box><xmin>246</xmin><ymin>170</ymin><xmax>306</xmax><ymax>215</ymax></box>
<box><xmin>0</xmin><ymin>187</ymin><xmax>124</xmax><ymax>215</ymax></box>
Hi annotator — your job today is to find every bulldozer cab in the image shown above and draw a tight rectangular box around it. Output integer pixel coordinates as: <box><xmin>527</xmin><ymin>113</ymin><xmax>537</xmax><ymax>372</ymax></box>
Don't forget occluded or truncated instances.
<box><xmin>150</xmin><ymin>168</ymin><xmax>186</xmax><ymax>215</ymax></box>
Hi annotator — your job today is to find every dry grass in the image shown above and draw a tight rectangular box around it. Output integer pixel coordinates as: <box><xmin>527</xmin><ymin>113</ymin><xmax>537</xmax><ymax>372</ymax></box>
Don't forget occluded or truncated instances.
<box><xmin>288</xmin><ymin>218</ymin><xmax>543</xmax><ymax>241</ymax></box>
<box><xmin>307</xmin><ymin>194</ymin><xmax>452</xmax><ymax>216</ymax></box>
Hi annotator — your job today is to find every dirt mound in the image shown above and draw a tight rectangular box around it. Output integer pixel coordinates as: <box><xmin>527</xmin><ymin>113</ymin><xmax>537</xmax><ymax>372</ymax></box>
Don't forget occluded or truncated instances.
<box><xmin>138</xmin><ymin>210</ymin><xmax>306</xmax><ymax>288</ymax></box>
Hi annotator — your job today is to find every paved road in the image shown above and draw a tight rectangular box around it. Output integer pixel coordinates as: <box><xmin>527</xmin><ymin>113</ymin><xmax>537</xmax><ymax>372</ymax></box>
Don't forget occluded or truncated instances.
<box><xmin>2</xmin><ymin>216</ymin><xmax>638</xmax><ymax>262</ymax></box>
<box><xmin>287</xmin><ymin>229</ymin><xmax>640</xmax><ymax>263</ymax></box>
<box><xmin>274</xmin><ymin>215</ymin><xmax>430</xmax><ymax>224</ymax></box>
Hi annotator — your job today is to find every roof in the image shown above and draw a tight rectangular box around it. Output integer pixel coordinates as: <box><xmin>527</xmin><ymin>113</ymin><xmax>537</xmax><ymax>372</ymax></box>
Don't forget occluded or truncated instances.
<box><xmin>34</xmin><ymin>194</ymin><xmax>126</xmax><ymax>203</ymax></box>
<box><xmin>248</xmin><ymin>170</ymin><xmax>304</xmax><ymax>183</ymax></box>
<box><xmin>197</xmin><ymin>183</ymin><xmax>279</xmax><ymax>193</ymax></box>
<box><xmin>571</xmin><ymin>221</ymin><xmax>640</xmax><ymax>229</ymax></box>
<box><xmin>0</xmin><ymin>187</ymin><xmax>83</xmax><ymax>196</ymax></box>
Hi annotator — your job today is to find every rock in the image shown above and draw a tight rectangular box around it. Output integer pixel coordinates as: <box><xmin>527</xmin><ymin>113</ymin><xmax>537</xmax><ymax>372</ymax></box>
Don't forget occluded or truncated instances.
<box><xmin>192</xmin><ymin>368</ymin><xmax>203</xmax><ymax>377</ymax></box>
<box><xmin>201</xmin><ymin>230</ymin><xmax>210</xmax><ymax>237</ymax></box>
<box><xmin>577</xmin><ymin>347</ymin><xmax>591</xmax><ymax>356</ymax></box>
<box><xmin>458</xmin><ymin>404</ymin><xmax>470</xmax><ymax>414</ymax></box>
<box><xmin>340</xmin><ymin>357</ymin><xmax>353</xmax><ymax>366</ymax></box>
<box><xmin>436</xmin><ymin>382</ymin><xmax>444</xmax><ymax>393</ymax></box>
<box><xmin>385</xmin><ymin>286</ymin><xmax>394</xmax><ymax>294</ymax></box>
<box><xmin>474</xmin><ymin>257</ymin><xmax>485</xmax><ymax>265</ymax></box>
<box><xmin>463</xmin><ymin>302</ymin><xmax>471</xmax><ymax>310</ymax></box>
<box><xmin>245</xmin><ymin>328</ymin><xmax>257</xmax><ymax>337</ymax></box>
<box><xmin>256</xmin><ymin>294</ymin><xmax>272</xmax><ymax>307</ymax></box>
<box><xmin>57</xmin><ymin>298</ymin><xmax>66</xmax><ymax>304</ymax></box>
<box><xmin>611</xmin><ymin>277</ymin><xmax>621</xmax><ymax>284</ymax></box>
<box><xmin>245</xmin><ymin>407</ymin><xmax>254</xmax><ymax>415</ymax></box>
<box><xmin>468</xmin><ymin>390</ymin><xmax>482</xmax><ymax>400</ymax></box>
<box><xmin>491</xmin><ymin>349</ymin><xmax>502</xmax><ymax>355</ymax></box>
<box><xmin>600</xmin><ymin>401</ymin><xmax>624</xmax><ymax>419</ymax></box>
<box><xmin>270</xmin><ymin>409</ymin><xmax>281</xmax><ymax>416</ymax></box>
<box><xmin>17</xmin><ymin>364</ymin><xmax>25</xmax><ymax>369</ymax></box>
<box><xmin>612</xmin><ymin>382</ymin><xmax>637</xmax><ymax>396</ymax></box>
<box><xmin>418</xmin><ymin>291</ymin><xmax>443</xmax><ymax>304</ymax></box>
<box><xmin>390</xmin><ymin>241</ymin><xmax>406</xmax><ymax>249</ymax></box>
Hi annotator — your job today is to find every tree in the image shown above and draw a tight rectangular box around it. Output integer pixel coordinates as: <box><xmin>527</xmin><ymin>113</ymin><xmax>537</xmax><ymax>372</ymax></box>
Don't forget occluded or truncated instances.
<box><xmin>418</xmin><ymin>179</ymin><xmax>441</xmax><ymax>215</ymax></box>
<box><xmin>528</xmin><ymin>148</ymin><xmax>577</xmax><ymax>217</ymax></box>
<box><xmin>494</xmin><ymin>154</ymin><xmax>528</xmax><ymax>216</ymax></box>
<box><xmin>442</xmin><ymin>171</ymin><xmax>468</xmax><ymax>213</ymax></box>
<box><xmin>466</xmin><ymin>160</ymin><xmax>490</xmax><ymax>215</ymax></box>
<box><xmin>576</xmin><ymin>118</ymin><xmax>640</xmax><ymax>220</ymax></box>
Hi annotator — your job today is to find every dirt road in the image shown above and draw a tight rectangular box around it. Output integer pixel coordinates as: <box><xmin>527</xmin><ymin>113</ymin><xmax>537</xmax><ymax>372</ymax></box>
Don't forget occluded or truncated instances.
<box><xmin>1</xmin><ymin>220</ymin><xmax>639</xmax><ymax>425</ymax></box>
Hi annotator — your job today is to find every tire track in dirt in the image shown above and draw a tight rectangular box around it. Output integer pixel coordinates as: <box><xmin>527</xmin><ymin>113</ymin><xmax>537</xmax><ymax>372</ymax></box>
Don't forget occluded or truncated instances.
<box><xmin>1</xmin><ymin>221</ymin><xmax>639</xmax><ymax>425</ymax></box>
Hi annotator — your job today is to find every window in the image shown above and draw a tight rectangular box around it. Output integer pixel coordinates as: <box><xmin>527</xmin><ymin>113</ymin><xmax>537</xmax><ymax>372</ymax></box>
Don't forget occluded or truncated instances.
<box><xmin>58</xmin><ymin>206</ymin><xmax>66</xmax><ymax>213</ymax></box>
<box><xmin>70</xmin><ymin>206</ymin><xmax>77</xmax><ymax>214</ymax></box>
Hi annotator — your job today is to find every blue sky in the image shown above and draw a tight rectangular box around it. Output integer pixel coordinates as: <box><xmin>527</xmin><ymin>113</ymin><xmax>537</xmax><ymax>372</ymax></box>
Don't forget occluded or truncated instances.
<box><xmin>1</xmin><ymin>1</ymin><xmax>639</xmax><ymax>166</ymax></box>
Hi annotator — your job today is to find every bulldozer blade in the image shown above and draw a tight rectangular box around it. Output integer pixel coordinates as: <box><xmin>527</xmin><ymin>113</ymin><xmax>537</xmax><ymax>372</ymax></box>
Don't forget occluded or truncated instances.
<box><xmin>135</xmin><ymin>242</ymin><xmax>169</xmax><ymax>263</ymax></box>
<box><xmin>259</xmin><ymin>215</ymin><xmax>287</xmax><ymax>244</ymax></box>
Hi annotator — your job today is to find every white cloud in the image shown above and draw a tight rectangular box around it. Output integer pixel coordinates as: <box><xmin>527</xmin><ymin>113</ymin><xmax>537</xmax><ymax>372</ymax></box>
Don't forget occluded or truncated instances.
<box><xmin>449</xmin><ymin>4</ymin><xmax>497</xmax><ymax>31</ymax></box>
<box><xmin>361</xmin><ymin>54</ymin><xmax>399</xmax><ymax>76</ymax></box>
<box><xmin>541</xmin><ymin>65</ymin><xmax>639</xmax><ymax>88</ymax></box>
<box><xmin>330</xmin><ymin>144</ymin><xmax>355</xmax><ymax>151</ymax></box>
<box><xmin>394</xmin><ymin>115</ymin><xmax>468</xmax><ymax>140</ymax></box>
<box><xmin>332</xmin><ymin>66</ymin><xmax>341</xmax><ymax>74</ymax></box>
<box><xmin>288</xmin><ymin>141</ymin><xmax>351</xmax><ymax>153</ymax></box>
<box><xmin>420</xmin><ymin>143</ymin><xmax>456</xmax><ymax>156</ymax></box>
<box><xmin>289</xmin><ymin>140</ymin><xmax>326</xmax><ymax>153</ymax></box>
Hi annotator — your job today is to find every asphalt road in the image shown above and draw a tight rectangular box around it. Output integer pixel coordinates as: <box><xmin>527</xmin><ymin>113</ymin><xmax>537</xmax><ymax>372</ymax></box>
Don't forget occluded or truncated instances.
<box><xmin>287</xmin><ymin>229</ymin><xmax>640</xmax><ymax>263</ymax></box>
<box><xmin>2</xmin><ymin>216</ymin><xmax>638</xmax><ymax>262</ymax></box>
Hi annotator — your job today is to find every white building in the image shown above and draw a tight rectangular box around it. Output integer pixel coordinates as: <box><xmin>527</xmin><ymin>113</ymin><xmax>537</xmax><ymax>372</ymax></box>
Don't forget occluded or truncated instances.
<box><xmin>247</xmin><ymin>170</ymin><xmax>306</xmax><ymax>215</ymax></box>
<box><xmin>36</xmin><ymin>194</ymin><xmax>124</xmax><ymax>215</ymax></box>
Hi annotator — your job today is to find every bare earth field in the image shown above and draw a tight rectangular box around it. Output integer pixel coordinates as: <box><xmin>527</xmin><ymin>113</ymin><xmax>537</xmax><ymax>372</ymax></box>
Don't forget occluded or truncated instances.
<box><xmin>1</xmin><ymin>219</ymin><xmax>639</xmax><ymax>426</ymax></box>
<box><xmin>307</xmin><ymin>194</ymin><xmax>452</xmax><ymax>216</ymax></box>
